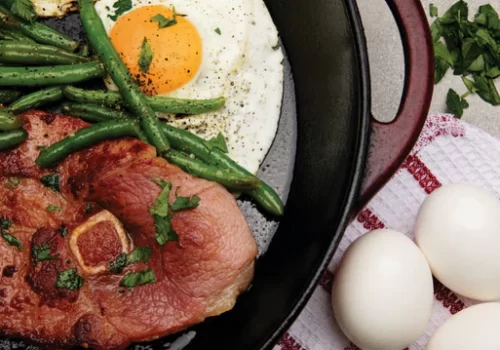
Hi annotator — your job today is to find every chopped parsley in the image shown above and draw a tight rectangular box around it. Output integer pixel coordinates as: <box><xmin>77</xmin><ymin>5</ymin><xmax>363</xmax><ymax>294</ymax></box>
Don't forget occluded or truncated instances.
<box><xmin>206</xmin><ymin>132</ymin><xmax>228</xmax><ymax>153</ymax></box>
<box><xmin>9</xmin><ymin>0</ymin><xmax>37</xmax><ymax>23</ymax></box>
<box><xmin>32</xmin><ymin>244</ymin><xmax>57</xmax><ymax>263</ymax></box>
<box><xmin>150</xmin><ymin>7</ymin><xmax>184</xmax><ymax>29</ymax></box>
<box><xmin>108</xmin><ymin>247</ymin><xmax>152</xmax><ymax>273</ymax></box>
<box><xmin>429</xmin><ymin>3</ymin><xmax>438</xmax><ymax>18</ymax></box>
<box><xmin>107</xmin><ymin>0</ymin><xmax>132</xmax><ymax>21</ymax></box>
<box><xmin>109</xmin><ymin>253</ymin><xmax>127</xmax><ymax>274</ymax></box>
<box><xmin>40</xmin><ymin>173</ymin><xmax>60</xmax><ymax>193</ymax></box>
<box><xmin>151</xmin><ymin>179</ymin><xmax>170</xmax><ymax>216</ymax></box>
<box><xmin>58</xmin><ymin>222</ymin><xmax>68</xmax><ymax>237</ymax></box>
<box><xmin>6</xmin><ymin>177</ymin><xmax>20</xmax><ymax>189</ymax></box>
<box><xmin>154</xmin><ymin>213</ymin><xmax>178</xmax><ymax>245</ymax></box>
<box><xmin>126</xmin><ymin>247</ymin><xmax>152</xmax><ymax>265</ymax></box>
<box><xmin>85</xmin><ymin>203</ymin><xmax>93</xmax><ymax>214</ymax></box>
<box><xmin>120</xmin><ymin>269</ymin><xmax>156</xmax><ymax>289</ymax></box>
<box><xmin>0</xmin><ymin>217</ymin><xmax>21</xmax><ymax>251</ymax></box>
<box><xmin>56</xmin><ymin>268</ymin><xmax>83</xmax><ymax>290</ymax></box>
<box><xmin>8</xmin><ymin>177</ymin><xmax>19</xmax><ymax>186</ymax></box>
<box><xmin>46</xmin><ymin>204</ymin><xmax>61</xmax><ymax>212</ymax></box>
<box><xmin>215</xmin><ymin>27</ymin><xmax>222</xmax><ymax>35</ymax></box>
<box><xmin>150</xmin><ymin>179</ymin><xmax>178</xmax><ymax>246</ymax></box>
<box><xmin>446</xmin><ymin>88</ymin><xmax>469</xmax><ymax>119</ymax></box>
<box><xmin>1</xmin><ymin>218</ymin><xmax>12</xmax><ymax>231</ymax></box>
<box><xmin>432</xmin><ymin>2</ymin><xmax>500</xmax><ymax>117</ymax></box>
<box><xmin>171</xmin><ymin>195</ymin><xmax>200</xmax><ymax>212</ymax></box>
<box><xmin>138</xmin><ymin>38</ymin><xmax>154</xmax><ymax>73</ymax></box>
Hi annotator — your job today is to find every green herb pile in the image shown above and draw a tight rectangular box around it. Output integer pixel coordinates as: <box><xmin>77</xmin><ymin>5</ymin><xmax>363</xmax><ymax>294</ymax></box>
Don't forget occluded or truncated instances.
<box><xmin>431</xmin><ymin>1</ymin><xmax>500</xmax><ymax>118</ymax></box>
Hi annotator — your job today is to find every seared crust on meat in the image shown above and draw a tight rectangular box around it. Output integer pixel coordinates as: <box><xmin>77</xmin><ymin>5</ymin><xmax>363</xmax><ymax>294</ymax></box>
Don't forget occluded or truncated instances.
<box><xmin>0</xmin><ymin>111</ymin><xmax>257</xmax><ymax>349</ymax></box>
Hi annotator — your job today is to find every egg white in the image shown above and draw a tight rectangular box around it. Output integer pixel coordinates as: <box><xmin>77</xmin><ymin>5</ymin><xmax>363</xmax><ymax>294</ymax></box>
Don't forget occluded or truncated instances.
<box><xmin>30</xmin><ymin>0</ymin><xmax>77</xmax><ymax>17</ymax></box>
<box><xmin>96</xmin><ymin>0</ymin><xmax>284</xmax><ymax>175</ymax></box>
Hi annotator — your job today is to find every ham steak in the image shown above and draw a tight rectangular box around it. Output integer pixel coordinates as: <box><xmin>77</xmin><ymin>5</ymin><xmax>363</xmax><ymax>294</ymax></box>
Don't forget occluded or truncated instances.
<box><xmin>0</xmin><ymin>111</ymin><xmax>258</xmax><ymax>349</ymax></box>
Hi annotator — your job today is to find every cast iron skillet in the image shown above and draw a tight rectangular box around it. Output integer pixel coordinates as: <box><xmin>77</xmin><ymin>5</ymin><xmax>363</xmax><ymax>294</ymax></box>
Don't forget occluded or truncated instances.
<box><xmin>1</xmin><ymin>0</ymin><xmax>433</xmax><ymax>349</ymax></box>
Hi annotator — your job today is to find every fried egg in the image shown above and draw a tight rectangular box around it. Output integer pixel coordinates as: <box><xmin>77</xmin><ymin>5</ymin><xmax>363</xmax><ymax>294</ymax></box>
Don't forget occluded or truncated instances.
<box><xmin>31</xmin><ymin>0</ymin><xmax>77</xmax><ymax>17</ymax></box>
<box><xmin>95</xmin><ymin>0</ymin><xmax>284</xmax><ymax>174</ymax></box>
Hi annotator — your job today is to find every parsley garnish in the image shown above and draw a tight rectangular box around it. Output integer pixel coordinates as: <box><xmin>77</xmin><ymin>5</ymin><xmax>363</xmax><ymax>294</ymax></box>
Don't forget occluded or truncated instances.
<box><xmin>1</xmin><ymin>218</ymin><xmax>12</xmax><ymax>231</ymax></box>
<box><xmin>109</xmin><ymin>247</ymin><xmax>152</xmax><ymax>274</ymax></box>
<box><xmin>47</xmin><ymin>204</ymin><xmax>61</xmax><ymax>212</ymax></box>
<box><xmin>9</xmin><ymin>0</ymin><xmax>37</xmax><ymax>23</ymax></box>
<box><xmin>6</xmin><ymin>177</ymin><xmax>20</xmax><ymax>189</ymax></box>
<box><xmin>432</xmin><ymin>2</ymin><xmax>500</xmax><ymax>117</ymax></box>
<box><xmin>107</xmin><ymin>0</ymin><xmax>132</xmax><ymax>21</ymax></box>
<box><xmin>215</xmin><ymin>27</ymin><xmax>222</xmax><ymax>35</ymax></box>
<box><xmin>85</xmin><ymin>203</ymin><xmax>93</xmax><ymax>214</ymax></box>
<box><xmin>171</xmin><ymin>195</ymin><xmax>200</xmax><ymax>212</ymax></box>
<box><xmin>8</xmin><ymin>177</ymin><xmax>19</xmax><ymax>185</ymax></box>
<box><xmin>446</xmin><ymin>88</ymin><xmax>469</xmax><ymax>119</ymax></box>
<box><xmin>429</xmin><ymin>4</ymin><xmax>438</xmax><ymax>18</ymax></box>
<box><xmin>56</xmin><ymin>268</ymin><xmax>83</xmax><ymax>290</ymax></box>
<box><xmin>40</xmin><ymin>173</ymin><xmax>60</xmax><ymax>193</ymax></box>
<box><xmin>127</xmin><ymin>247</ymin><xmax>152</xmax><ymax>265</ymax></box>
<box><xmin>151</xmin><ymin>179</ymin><xmax>170</xmax><ymax>216</ymax></box>
<box><xmin>32</xmin><ymin>244</ymin><xmax>57</xmax><ymax>263</ymax></box>
<box><xmin>138</xmin><ymin>38</ymin><xmax>154</xmax><ymax>73</ymax></box>
<box><xmin>206</xmin><ymin>132</ymin><xmax>228</xmax><ymax>153</ymax></box>
<box><xmin>154</xmin><ymin>213</ymin><xmax>178</xmax><ymax>245</ymax></box>
<box><xmin>109</xmin><ymin>253</ymin><xmax>127</xmax><ymax>274</ymax></box>
<box><xmin>59</xmin><ymin>222</ymin><xmax>68</xmax><ymax>237</ymax></box>
<box><xmin>0</xmin><ymin>217</ymin><xmax>21</xmax><ymax>251</ymax></box>
<box><xmin>119</xmin><ymin>269</ymin><xmax>156</xmax><ymax>289</ymax></box>
<box><xmin>150</xmin><ymin>8</ymin><xmax>184</xmax><ymax>29</ymax></box>
<box><xmin>150</xmin><ymin>179</ymin><xmax>178</xmax><ymax>246</ymax></box>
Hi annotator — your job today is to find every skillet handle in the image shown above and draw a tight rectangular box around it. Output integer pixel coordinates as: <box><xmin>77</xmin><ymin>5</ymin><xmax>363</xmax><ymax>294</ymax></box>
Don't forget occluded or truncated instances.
<box><xmin>357</xmin><ymin>0</ymin><xmax>434</xmax><ymax>208</ymax></box>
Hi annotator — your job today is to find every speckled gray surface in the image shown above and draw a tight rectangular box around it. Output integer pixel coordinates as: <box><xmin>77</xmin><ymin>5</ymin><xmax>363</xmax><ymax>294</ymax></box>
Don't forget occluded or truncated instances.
<box><xmin>358</xmin><ymin>0</ymin><xmax>500</xmax><ymax>137</ymax></box>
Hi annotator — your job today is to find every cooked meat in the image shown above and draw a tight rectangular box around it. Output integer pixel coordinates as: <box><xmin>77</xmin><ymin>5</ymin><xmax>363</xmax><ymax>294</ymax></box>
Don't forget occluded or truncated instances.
<box><xmin>0</xmin><ymin>111</ymin><xmax>257</xmax><ymax>349</ymax></box>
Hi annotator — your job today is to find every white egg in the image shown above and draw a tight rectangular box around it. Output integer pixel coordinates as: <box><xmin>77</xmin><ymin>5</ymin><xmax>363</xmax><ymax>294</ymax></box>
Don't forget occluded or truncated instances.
<box><xmin>427</xmin><ymin>302</ymin><xmax>500</xmax><ymax>350</ymax></box>
<box><xmin>94</xmin><ymin>0</ymin><xmax>284</xmax><ymax>175</ymax></box>
<box><xmin>332</xmin><ymin>229</ymin><xmax>433</xmax><ymax>350</ymax></box>
<box><xmin>415</xmin><ymin>183</ymin><xmax>500</xmax><ymax>301</ymax></box>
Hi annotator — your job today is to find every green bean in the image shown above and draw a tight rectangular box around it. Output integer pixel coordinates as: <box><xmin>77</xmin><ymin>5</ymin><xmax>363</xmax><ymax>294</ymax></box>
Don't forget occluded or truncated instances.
<box><xmin>79</xmin><ymin>0</ymin><xmax>170</xmax><ymax>153</ymax></box>
<box><xmin>148</xmin><ymin>96</ymin><xmax>226</xmax><ymax>115</ymax></box>
<box><xmin>35</xmin><ymin>120</ymin><xmax>142</xmax><ymax>168</ymax></box>
<box><xmin>62</xmin><ymin>86</ymin><xmax>225</xmax><ymax>115</ymax></box>
<box><xmin>0</xmin><ymin>128</ymin><xmax>27</xmax><ymax>150</ymax></box>
<box><xmin>78</xmin><ymin>44</ymin><xmax>90</xmax><ymax>57</ymax></box>
<box><xmin>0</xmin><ymin>28</ymin><xmax>34</xmax><ymax>42</ymax></box>
<box><xmin>61</xmin><ymin>102</ymin><xmax>132</xmax><ymax>122</ymax></box>
<box><xmin>161</xmin><ymin>124</ymin><xmax>212</xmax><ymax>161</ymax></box>
<box><xmin>0</xmin><ymin>41</ymin><xmax>88</xmax><ymax>65</ymax></box>
<box><xmin>0</xmin><ymin>61</ymin><xmax>105</xmax><ymax>86</ymax></box>
<box><xmin>160</xmin><ymin>124</ymin><xmax>284</xmax><ymax>216</ymax></box>
<box><xmin>9</xmin><ymin>87</ymin><xmax>63</xmax><ymax>114</ymax></box>
<box><xmin>163</xmin><ymin>149</ymin><xmax>259</xmax><ymax>191</ymax></box>
<box><xmin>63</xmin><ymin>86</ymin><xmax>122</xmax><ymax>106</ymax></box>
<box><xmin>209</xmin><ymin>149</ymin><xmax>284</xmax><ymax>216</ymax></box>
<box><xmin>0</xmin><ymin>5</ymin><xmax>78</xmax><ymax>52</ymax></box>
<box><xmin>60</xmin><ymin>108</ymin><xmax>106</xmax><ymax>123</ymax></box>
<box><xmin>0</xmin><ymin>89</ymin><xmax>22</xmax><ymax>104</ymax></box>
<box><xmin>0</xmin><ymin>109</ymin><xmax>22</xmax><ymax>130</ymax></box>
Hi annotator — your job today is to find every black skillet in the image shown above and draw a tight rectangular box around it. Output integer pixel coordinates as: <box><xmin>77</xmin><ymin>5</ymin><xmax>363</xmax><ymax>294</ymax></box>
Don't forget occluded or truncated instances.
<box><xmin>2</xmin><ymin>0</ymin><xmax>433</xmax><ymax>348</ymax></box>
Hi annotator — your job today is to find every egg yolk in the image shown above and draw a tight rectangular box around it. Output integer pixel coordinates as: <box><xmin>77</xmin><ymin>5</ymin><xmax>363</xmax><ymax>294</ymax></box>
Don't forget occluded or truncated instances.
<box><xmin>110</xmin><ymin>5</ymin><xmax>202</xmax><ymax>96</ymax></box>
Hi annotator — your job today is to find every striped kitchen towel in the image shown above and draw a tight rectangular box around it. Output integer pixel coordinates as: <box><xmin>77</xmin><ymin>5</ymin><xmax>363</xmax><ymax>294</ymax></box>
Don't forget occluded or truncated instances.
<box><xmin>275</xmin><ymin>113</ymin><xmax>496</xmax><ymax>350</ymax></box>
